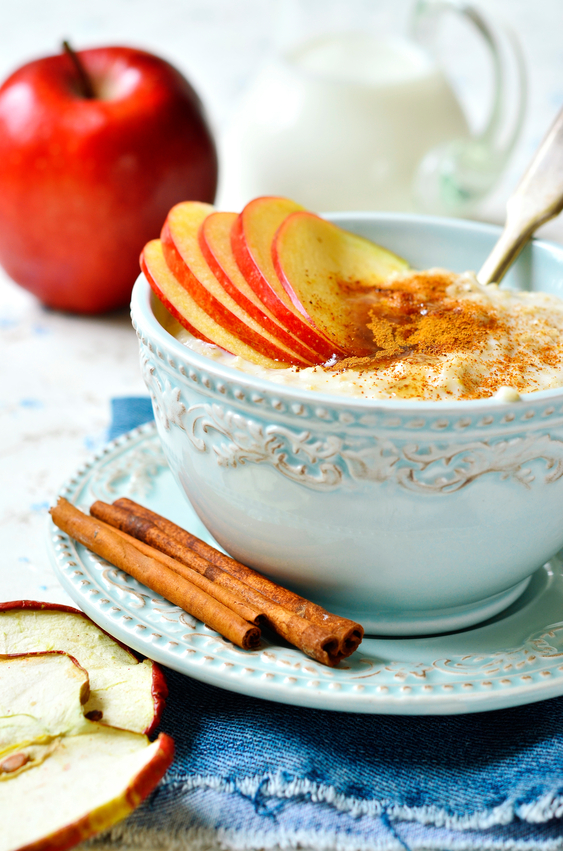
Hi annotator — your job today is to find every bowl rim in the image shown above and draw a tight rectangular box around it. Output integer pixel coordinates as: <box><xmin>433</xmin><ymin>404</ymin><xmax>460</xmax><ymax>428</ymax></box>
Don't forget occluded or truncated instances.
<box><xmin>131</xmin><ymin>211</ymin><xmax>563</xmax><ymax>414</ymax></box>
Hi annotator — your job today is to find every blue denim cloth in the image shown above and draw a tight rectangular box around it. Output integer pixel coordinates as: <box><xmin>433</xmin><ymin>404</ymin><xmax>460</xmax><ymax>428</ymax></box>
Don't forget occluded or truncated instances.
<box><xmin>94</xmin><ymin>397</ymin><xmax>563</xmax><ymax>851</ymax></box>
<box><xmin>107</xmin><ymin>396</ymin><xmax>154</xmax><ymax>442</ymax></box>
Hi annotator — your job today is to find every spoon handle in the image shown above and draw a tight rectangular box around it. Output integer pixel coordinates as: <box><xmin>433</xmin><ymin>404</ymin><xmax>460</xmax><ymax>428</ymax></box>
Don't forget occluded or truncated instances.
<box><xmin>477</xmin><ymin>106</ymin><xmax>563</xmax><ymax>285</ymax></box>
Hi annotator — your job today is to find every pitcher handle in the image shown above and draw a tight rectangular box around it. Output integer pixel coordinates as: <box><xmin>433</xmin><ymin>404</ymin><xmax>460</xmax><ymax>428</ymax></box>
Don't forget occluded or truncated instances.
<box><xmin>410</xmin><ymin>0</ymin><xmax>527</xmax><ymax>216</ymax></box>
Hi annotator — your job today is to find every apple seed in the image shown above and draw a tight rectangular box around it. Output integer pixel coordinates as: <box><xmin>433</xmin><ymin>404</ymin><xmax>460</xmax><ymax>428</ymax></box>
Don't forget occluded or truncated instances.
<box><xmin>85</xmin><ymin>710</ymin><xmax>103</xmax><ymax>722</ymax></box>
<box><xmin>0</xmin><ymin>752</ymin><xmax>29</xmax><ymax>773</ymax></box>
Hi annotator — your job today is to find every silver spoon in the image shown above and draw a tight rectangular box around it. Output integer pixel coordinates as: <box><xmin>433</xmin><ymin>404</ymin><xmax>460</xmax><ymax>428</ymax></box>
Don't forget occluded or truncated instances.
<box><xmin>477</xmin><ymin>105</ymin><xmax>563</xmax><ymax>285</ymax></box>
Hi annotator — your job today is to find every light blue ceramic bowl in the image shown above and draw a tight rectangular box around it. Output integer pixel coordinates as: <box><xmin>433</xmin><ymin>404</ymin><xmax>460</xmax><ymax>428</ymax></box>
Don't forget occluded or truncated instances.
<box><xmin>131</xmin><ymin>213</ymin><xmax>563</xmax><ymax>635</ymax></box>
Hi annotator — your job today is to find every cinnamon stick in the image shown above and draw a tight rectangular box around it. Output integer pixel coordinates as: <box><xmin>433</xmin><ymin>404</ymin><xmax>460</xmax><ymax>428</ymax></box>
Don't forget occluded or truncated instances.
<box><xmin>113</xmin><ymin>497</ymin><xmax>363</xmax><ymax>655</ymax></box>
<box><xmin>92</xmin><ymin>499</ymin><xmax>362</xmax><ymax>665</ymax></box>
<box><xmin>50</xmin><ymin>498</ymin><xmax>261</xmax><ymax>651</ymax></box>
<box><xmin>106</xmin><ymin>524</ymin><xmax>264</xmax><ymax>626</ymax></box>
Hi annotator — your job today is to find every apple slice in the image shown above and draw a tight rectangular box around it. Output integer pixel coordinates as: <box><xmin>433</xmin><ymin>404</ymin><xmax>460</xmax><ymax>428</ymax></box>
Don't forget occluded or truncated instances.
<box><xmin>0</xmin><ymin>729</ymin><xmax>173</xmax><ymax>851</ymax></box>
<box><xmin>0</xmin><ymin>653</ymin><xmax>91</xmax><ymax>752</ymax></box>
<box><xmin>0</xmin><ymin>650</ymin><xmax>173</xmax><ymax>851</ymax></box>
<box><xmin>273</xmin><ymin>211</ymin><xmax>410</xmax><ymax>355</ymax></box>
<box><xmin>199</xmin><ymin>211</ymin><xmax>323</xmax><ymax>364</ymax></box>
<box><xmin>231</xmin><ymin>197</ymin><xmax>345</xmax><ymax>360</ymax></box>
<box><xmin>142</xmin><ymin>239</ymin><xmax>291</xmax><ymax>368</ymax></box>
<box><xmin>162</xmin><ymin>202</ymin><xmax>312</xmax><ymax>365</ymax></box>
<box><xmin>0</xmin><ymin>602</ymin><xmax>166</xmax><ymax>736</ymax></box>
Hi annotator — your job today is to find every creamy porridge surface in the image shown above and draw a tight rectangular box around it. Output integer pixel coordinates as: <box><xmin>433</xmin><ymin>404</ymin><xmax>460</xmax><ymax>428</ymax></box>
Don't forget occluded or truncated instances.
<box><xmin>165</xmin><ymin>269</ymin><xmax>563</xmax><ymax>401</ymax></box>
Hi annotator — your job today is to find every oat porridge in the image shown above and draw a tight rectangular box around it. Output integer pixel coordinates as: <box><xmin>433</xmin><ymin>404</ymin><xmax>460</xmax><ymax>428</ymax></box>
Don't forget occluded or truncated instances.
<box><xmin>164</xmin><ymin>268</ymin><xmax>563</xmax><ymax>401</ymax></box>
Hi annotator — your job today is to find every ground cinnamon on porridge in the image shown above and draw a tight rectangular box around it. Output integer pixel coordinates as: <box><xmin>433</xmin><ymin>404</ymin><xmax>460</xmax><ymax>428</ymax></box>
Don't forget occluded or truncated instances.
<box><xmin>170</xmin><ymin>268</ymin><xmax>563</xmax><ymax>401</ymax></box>
<box><xmin>332</xmin><ymin>271</ymin><xmax>501</xmax><ymax>365</ymax></box>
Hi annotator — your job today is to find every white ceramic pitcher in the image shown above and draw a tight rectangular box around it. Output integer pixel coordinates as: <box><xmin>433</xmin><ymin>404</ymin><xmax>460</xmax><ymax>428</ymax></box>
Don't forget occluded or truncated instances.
<box><xmin>219</xmin><ymin>0</ymin><xmax>526</xmax><ymax>215</ymax></box>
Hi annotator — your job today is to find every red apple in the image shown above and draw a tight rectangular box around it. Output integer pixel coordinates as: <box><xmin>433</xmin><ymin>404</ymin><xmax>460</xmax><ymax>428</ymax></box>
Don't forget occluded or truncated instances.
<box><xmin>162</xmin><ymin>202</ymin><xmax>312</xmax><ymax>365</ymax></box>
<box><xmin>0</xmin><ymin>45</ymin><xmax>218</xmax><ymax>313</ymax></box>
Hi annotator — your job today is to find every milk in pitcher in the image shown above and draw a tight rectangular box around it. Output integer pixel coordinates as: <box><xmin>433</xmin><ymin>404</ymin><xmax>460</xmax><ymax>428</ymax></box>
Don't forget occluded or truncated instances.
<box><xmin>220</xmin><ymin>32</ymin><xmax>470</xmax><ymax>212</ymax></box>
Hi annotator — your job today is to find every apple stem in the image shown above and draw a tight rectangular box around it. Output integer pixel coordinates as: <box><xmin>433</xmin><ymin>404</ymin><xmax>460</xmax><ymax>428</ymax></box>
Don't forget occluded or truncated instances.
<box><xmin>62</xmin><ymin>40</ymin><xmax>95</xmax><ymax>99</ymax></box>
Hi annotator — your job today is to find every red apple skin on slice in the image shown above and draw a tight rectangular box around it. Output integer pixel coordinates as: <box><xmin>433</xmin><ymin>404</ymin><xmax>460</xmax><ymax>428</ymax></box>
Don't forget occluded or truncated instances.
<box><xmin>142</xmin><ymin>240</ymin><xmax>291</xmax><ymax>369</ymax></box>
<box><xmin>147</xmin><ymin>665</ymin><xmax>169</xmax><ymax>737</ymax></box>
<box><xmin>162</xmin><ymin>202</ymin><xmax>310</xmax><ymax>366</ymax></box>
<box><xmin>199</xmin><ymin>212</ymin><xmax>323</xmax><ymax>365</ymax></box>
<box><xmin>139</xmin><ymin>265</ymin><xmax>214</xmax><ymax>345</ymax></box>
<box><xmin>273</xmin><ymin>211</ymin><xmax>411</xmax><ymax>355</ymax></box>
<box><xmin>117</xmin><ymin>732</ymin><xmax>174</xmax><ymax>812</ymax></box>
<box><xmin>0</xmin><ymin>602</ymin><xmax>167</xmax><ymax>737</ymax></box>
<box><xmin>231</xmin><ymin>197</ymin><xmax>345</xmax><ymax>360</ymax></box>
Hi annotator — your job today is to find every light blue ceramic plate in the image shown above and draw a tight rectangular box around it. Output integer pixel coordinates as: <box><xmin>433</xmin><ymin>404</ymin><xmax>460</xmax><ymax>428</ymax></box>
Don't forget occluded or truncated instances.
<box><xmin>47</xmin><ymin>422</ymin><xmax>563</xmax><ymax>715</ymax></box>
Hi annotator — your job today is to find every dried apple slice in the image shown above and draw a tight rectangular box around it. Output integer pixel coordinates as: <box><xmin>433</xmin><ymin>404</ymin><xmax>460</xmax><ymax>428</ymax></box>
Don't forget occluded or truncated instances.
<box><xmin>273</xmin><ymin>211</ymin><xmax>410</xmax><ymax>354</ymax></box>
<box><xmin>162</xmin><ymin>201</ymin><xmax>310</xmax><ymax>365</ymax></box>
<box><xmin>0</xmin><ymin>602</ymin><xmax>166</xmax><ymax>736</ymax></box>
<box><xmin>0</xmin><ymin>651</ymin><xmax>173</xmax><ymax>851</ymax></box>
<box><xmin>142</xmin><ymin>239</ymin><xmax>291</xmax><ymax>369</ymax></box>
<box><xmin>0</xmin><ymin>653</ymin><xmax>90</xmax><ymax>754</ymax></box>
<box><xmin>231</xmin><ymin>196</ymin><xmax>344</xmax><ymax>360</ymax></box>
<box><xmin>199</xmin><ymin>211</ymin><xmax>322</xmax><ymax>364</ymax></box>
<box><xmin>1</xmin><ymin>729</ymin><xmax>173</xmax><ymax>851</ymax></box>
